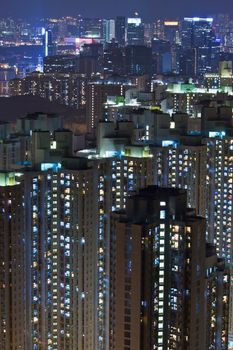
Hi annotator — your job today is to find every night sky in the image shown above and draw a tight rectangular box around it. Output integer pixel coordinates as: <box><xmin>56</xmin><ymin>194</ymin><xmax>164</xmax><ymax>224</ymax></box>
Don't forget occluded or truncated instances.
<box><xmin>1</xmin><ymin>0</ymin><xmax>232</xmax><ymax>19</ymax></box>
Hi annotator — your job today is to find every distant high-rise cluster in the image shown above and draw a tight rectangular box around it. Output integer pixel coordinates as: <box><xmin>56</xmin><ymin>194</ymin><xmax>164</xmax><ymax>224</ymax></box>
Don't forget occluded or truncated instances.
<box><xmin>0</xmin><ymin>11</ymin><xmax>233</xmax><ymax>350</ymax></box>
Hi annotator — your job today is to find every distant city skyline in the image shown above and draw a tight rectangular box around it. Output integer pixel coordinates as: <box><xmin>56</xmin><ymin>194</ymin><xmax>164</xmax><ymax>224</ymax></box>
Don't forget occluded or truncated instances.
<box><xmin>1</xmin><ymin>0</ymin><xmax>233</xmax><ymax>19</ymax></box>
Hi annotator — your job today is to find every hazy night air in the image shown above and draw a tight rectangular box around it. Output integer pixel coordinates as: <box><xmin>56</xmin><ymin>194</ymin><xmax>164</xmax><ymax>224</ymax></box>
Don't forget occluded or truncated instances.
<box><xmin>1</xmin><ymin>0</ymin><xmax>233</xmax><ymax>18</ymax></box>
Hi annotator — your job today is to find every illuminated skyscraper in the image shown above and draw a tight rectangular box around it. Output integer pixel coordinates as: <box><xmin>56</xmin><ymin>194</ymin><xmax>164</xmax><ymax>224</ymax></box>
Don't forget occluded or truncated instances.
<box><xmin>115</xmin><ymin>16</ymin><xmax>126</xmax><ymax>47</ymax></box>
<box><xmin>163</xmin><ymin>21</ymin><xmax>180</xmax><ymax>44</ymax></box>
<box><xmin>200</xmin><ymin>106</ymin><xmax>233</xmax><ymax>260</ymax></box>
<box><xmin>43</xmin><ymin>29</ymin><xmax>56</xmax><ymax>57</ymax></box>
<box><xmin>127</xmin><ymin>15</ymin><xmax>144</xmax><ymax>46</ymax></box>
<box><xmin>199</xmin><ymin>107</ymin><xmax>233</xmax><ymax>344</ymax></box>
<box><xmin>24</xmin><ymin>166</ymin><xmax>100</xmax><ymax>350</ymax></box>
<box><xmin>152</xmin><ymin>138</ymin><xmax>207</xmax><ymax>217</ymax></box>
<box><xmin>110</xmin><ymin>187</ymin><xmax>229</xmax><ymax>350</ymax></box>
<box><xmin>0</xmin><ymin>164</ymin><xmax>107</xmax><ymax>350</ymax></box>
<box><xmin>0</xmin><ymin>173</ymin><xmax>25</xmax><ymax>350</ymax></box>
<box><xmin>181</xmin><ymin>17</ymin><xmax>218</xmax><ymax>75</ymax></box>
<box><xmin>182</xmin><ymin>17</ymin><xmax>214</xmax><ymax>49</ymax></box>
<box><xmin>103</xmin><ymin>19</ymin><xmax>115</xmax><ymax>43</ymax></box>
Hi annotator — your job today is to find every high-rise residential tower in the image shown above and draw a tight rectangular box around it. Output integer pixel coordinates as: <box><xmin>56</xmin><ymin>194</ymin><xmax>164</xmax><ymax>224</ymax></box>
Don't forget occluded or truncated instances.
<box><xmin>110</xmin><ymin>187</ymin><xmax>229</xmax><ymax>350</ymax></box>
